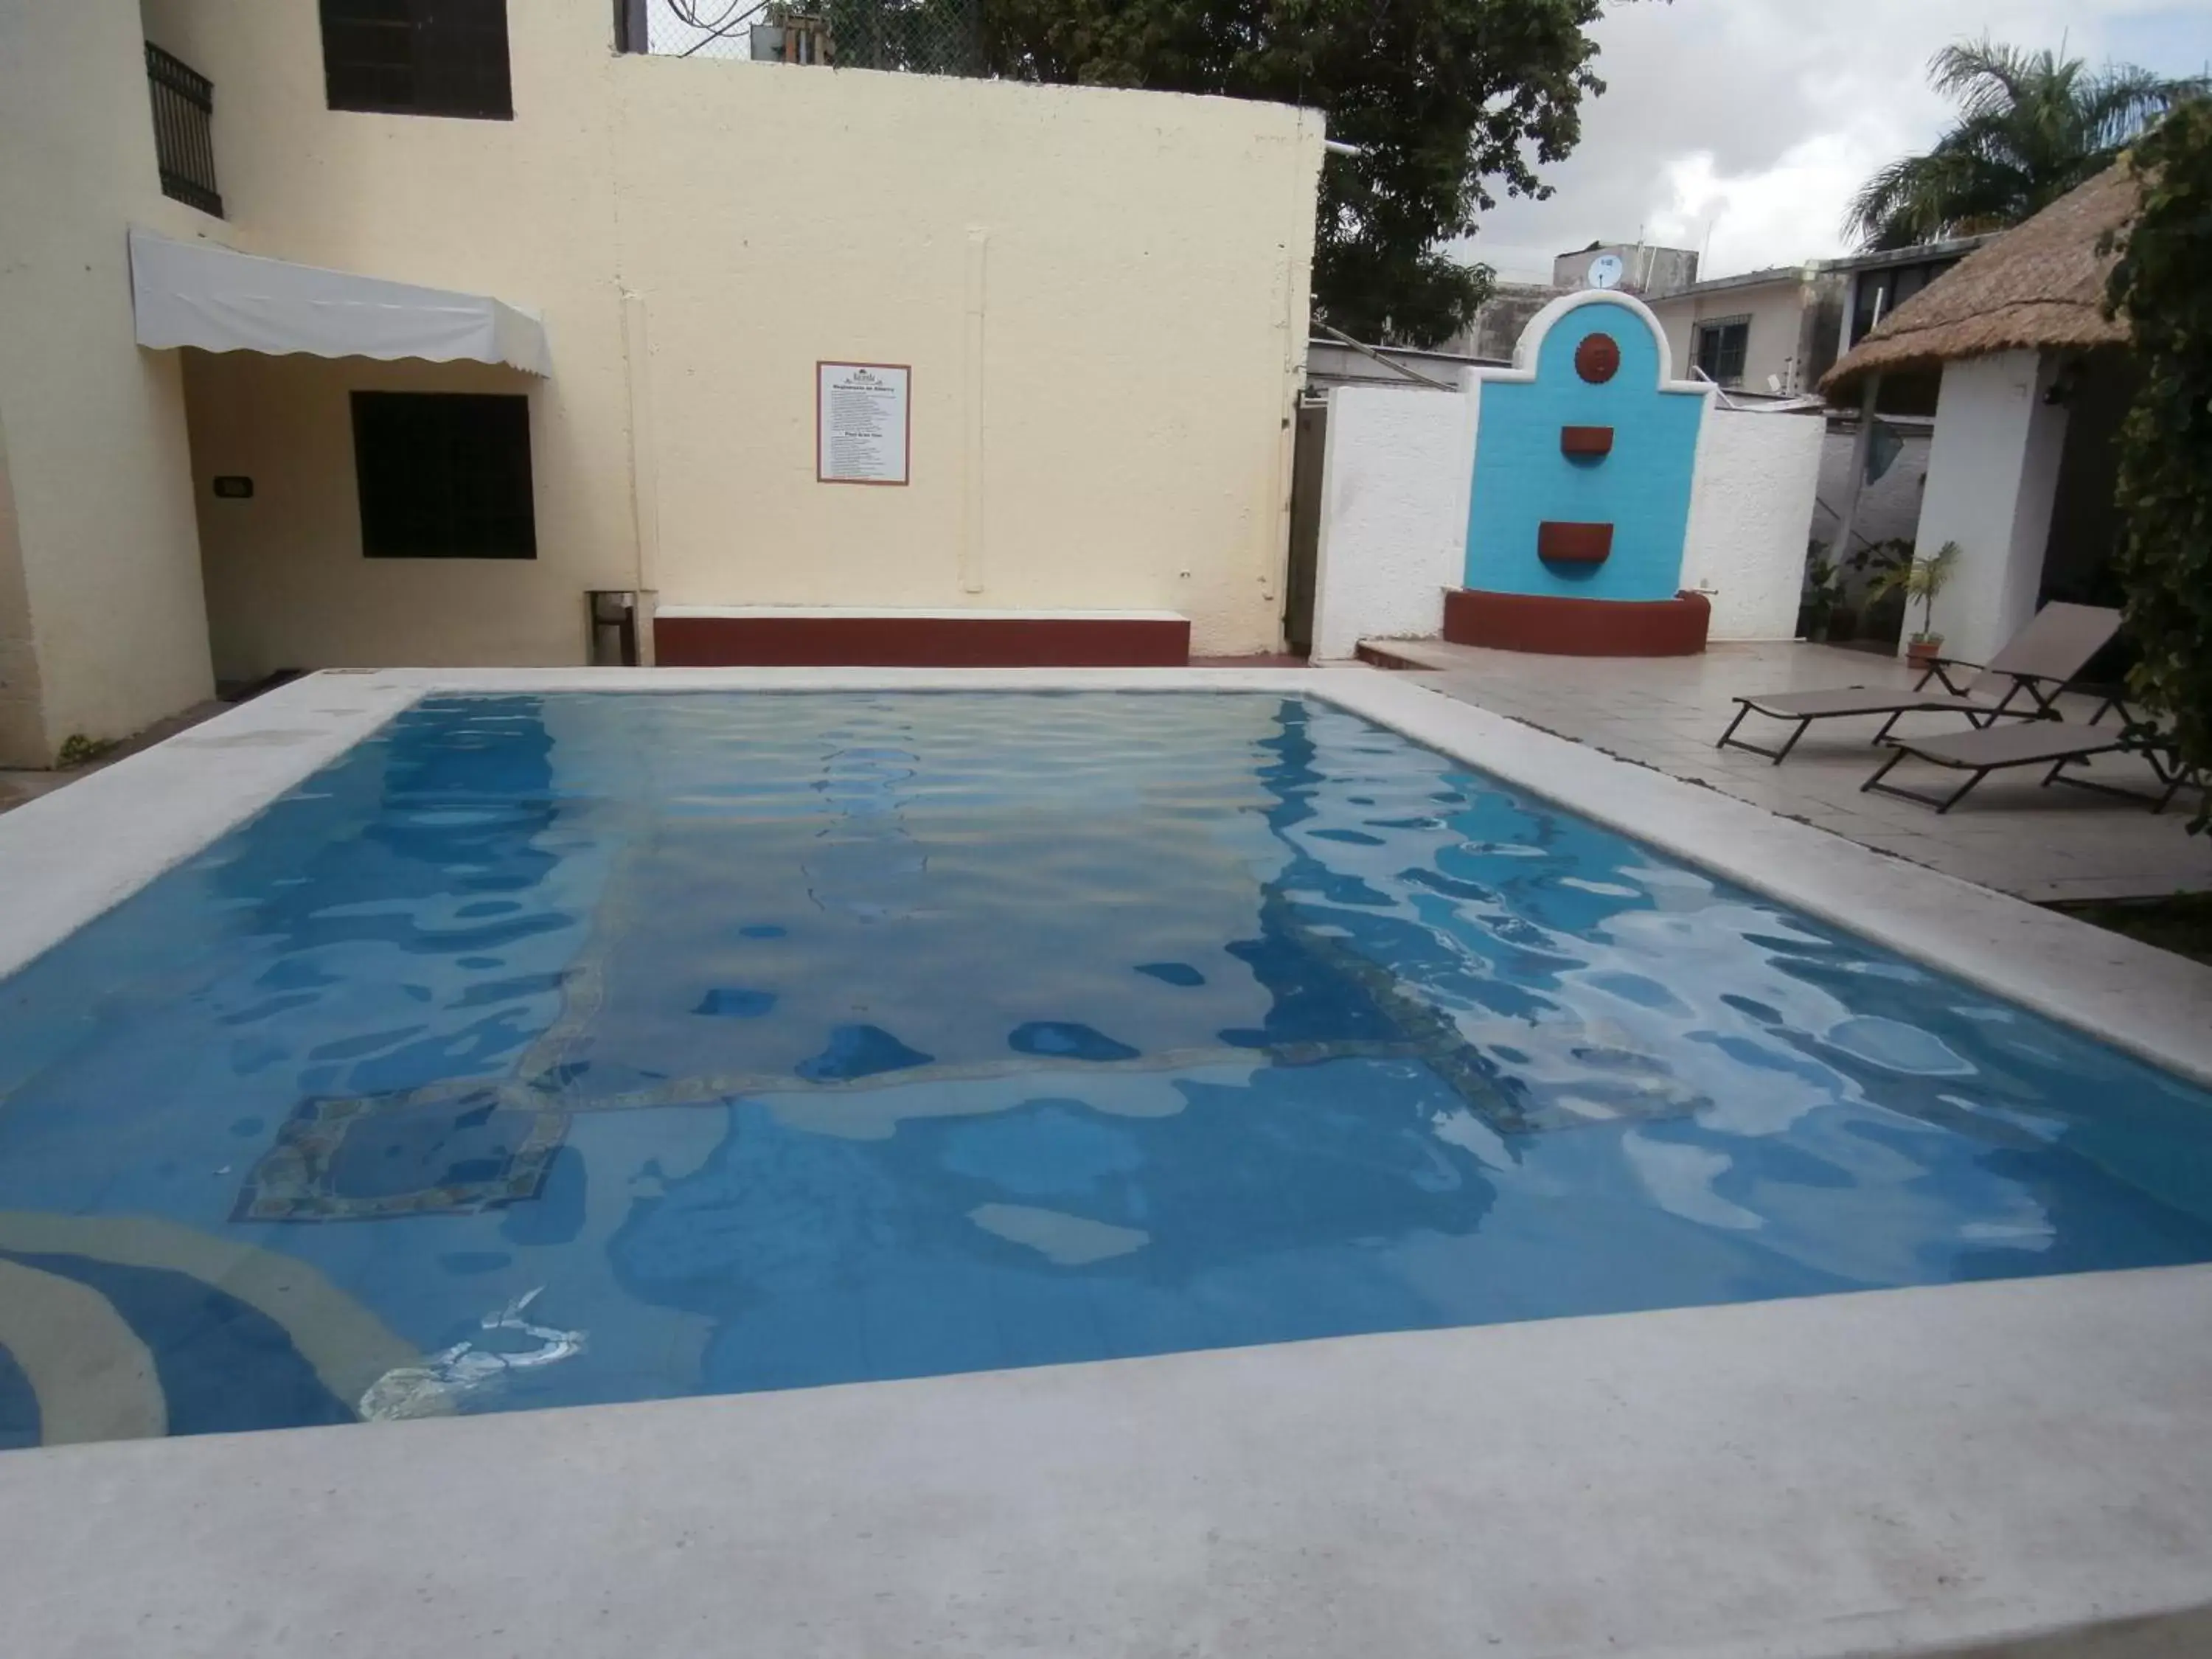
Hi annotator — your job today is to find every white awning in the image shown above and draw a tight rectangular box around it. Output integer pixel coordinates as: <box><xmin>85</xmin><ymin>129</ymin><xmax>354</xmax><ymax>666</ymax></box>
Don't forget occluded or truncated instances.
<box><xmin>128</xmin><ymin>229</ymin><xmax>549</xmax><ymax>376</ymax></box>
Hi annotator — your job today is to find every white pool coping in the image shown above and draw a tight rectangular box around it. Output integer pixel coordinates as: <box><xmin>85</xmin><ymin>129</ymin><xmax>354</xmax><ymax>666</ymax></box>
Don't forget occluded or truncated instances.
<box><xmin>3</xmin><ymin>664</ymin><xmax>2212</xmax><ymax>1659</ymax></box>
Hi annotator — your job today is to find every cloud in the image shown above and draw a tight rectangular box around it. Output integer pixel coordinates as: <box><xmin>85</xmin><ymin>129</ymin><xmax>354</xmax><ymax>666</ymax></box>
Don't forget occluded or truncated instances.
<box><xmin>1641</xmin><ymin>133</ymin><xmax>1895</xmax><ymax>276</ymax></box>
<box><xmin>1458</xmin><ymin>0</ymin><xmax>2211</xmax><ymax>282</ymax></box>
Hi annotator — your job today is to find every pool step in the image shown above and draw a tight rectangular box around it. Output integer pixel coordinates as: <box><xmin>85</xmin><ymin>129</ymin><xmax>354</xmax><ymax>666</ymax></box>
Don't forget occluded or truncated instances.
<box><xmin>1354</xmin><ymin>639</ymin><xmax>1436</xmax><ymax>670</ymax></box>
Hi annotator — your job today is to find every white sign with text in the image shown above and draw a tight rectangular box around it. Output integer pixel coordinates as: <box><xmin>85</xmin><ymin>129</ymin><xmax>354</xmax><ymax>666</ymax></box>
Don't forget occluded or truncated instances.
<box><xmin>817</xmin><ymin>362</ymin><xmax>911</xmax><ymax>485</ymax></box>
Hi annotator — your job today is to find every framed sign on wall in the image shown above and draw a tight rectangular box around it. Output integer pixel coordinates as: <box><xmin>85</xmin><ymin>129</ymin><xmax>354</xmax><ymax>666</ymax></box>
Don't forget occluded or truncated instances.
<box><xmin>816</xmin><ymin>361</ymin><xmax>911</xmax><ymax>485</ymax></box>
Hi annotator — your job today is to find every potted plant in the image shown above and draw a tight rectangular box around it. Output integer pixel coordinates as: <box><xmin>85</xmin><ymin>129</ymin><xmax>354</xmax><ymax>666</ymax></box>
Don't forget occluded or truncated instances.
<box><xmin>1797</xmin><ymin>545</ymin><xmax>1840</xmax><ymax>641</ymax></box>
<box><xmin>1871</xmin><ymin>541</ymin><xmax>1961</xmax><ymax>672</ymax></box>
<box><xmin>1849</xmin><ymin>538</ymin><xmax>1914</xmax><ymax>648</ymax></box>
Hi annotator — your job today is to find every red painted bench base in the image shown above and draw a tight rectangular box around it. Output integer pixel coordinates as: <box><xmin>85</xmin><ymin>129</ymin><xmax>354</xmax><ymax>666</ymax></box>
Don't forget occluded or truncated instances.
<box><xmin>1442</xmin><ymin>588</ymin><xmax>1711</xmax><ymax>657</ymax></box>
<box><xmin>653</xmin><ymin>613</ymin><xmax>1192</xmax><ymax>668</ymax></box>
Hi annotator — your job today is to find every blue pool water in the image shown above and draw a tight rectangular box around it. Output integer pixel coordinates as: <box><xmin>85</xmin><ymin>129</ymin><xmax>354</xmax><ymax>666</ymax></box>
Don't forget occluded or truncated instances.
<box><xmin>2</xmin><ymin>691</ymin><xmax>2211</xmax><ymax>1446</ymax></box>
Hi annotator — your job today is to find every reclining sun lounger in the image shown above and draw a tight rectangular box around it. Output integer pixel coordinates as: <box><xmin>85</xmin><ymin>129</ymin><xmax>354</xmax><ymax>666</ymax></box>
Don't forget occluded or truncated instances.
<box><xmin>1717</xmin><ymin>602</ymin><xmax>2121</xmax><ymax>765</ymax></box>
<box><xmin>1860</xmin><ymin>717</ymin><xmax>2197</xmax><ymax>814</ymax></box>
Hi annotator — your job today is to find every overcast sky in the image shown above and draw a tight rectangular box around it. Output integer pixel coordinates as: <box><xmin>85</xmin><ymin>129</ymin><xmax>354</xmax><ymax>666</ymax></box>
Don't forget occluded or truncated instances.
<box><xmin>1459</xmin><ymin>0</ymin><xmax>2212</xmax><ymax>285</ymax></box>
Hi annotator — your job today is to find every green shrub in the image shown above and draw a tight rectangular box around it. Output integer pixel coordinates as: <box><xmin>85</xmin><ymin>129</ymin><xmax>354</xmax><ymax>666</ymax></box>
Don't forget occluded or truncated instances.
<box><xmin>55</xmin><ymin>734</ymin><xmax>116</xmax><ymax>768</ymax></box>
<box><xmin>2105</xmin><ymin>100</ymin><xmax>2212</xmax><ymax>829</ymax></box>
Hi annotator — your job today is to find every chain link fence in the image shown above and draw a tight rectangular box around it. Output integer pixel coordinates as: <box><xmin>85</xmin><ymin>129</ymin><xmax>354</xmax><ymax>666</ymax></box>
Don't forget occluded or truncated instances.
<box><xmin>647</xmin><ymin>0</ymin><xmax>984</xmax><ymax>77</ymax></box>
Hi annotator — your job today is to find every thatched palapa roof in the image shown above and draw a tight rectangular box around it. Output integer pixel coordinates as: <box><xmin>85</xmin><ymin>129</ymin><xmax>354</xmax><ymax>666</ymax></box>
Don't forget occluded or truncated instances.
<box><xmin>1823</xmin><ymin>165</ymin><xmax>2138</xmax><ymax>397</ymax></box>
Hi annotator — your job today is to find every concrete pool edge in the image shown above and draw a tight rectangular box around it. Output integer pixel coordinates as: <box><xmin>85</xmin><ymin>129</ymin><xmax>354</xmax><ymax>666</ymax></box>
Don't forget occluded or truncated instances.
<box><xmin>4</xmin><ymin>1265</ymin><xmax>2212</xmax><ymax>1658</ymax></box>
<box><xmin>4</xmin><ymin>666</ymin><xmax>2212</xmax><ymax>1657</ymax></box>
<box><xmin>1</xmin><ymin>664</ymin><xmax>2206</xmax><ymax>1086</ymax></box>
<box><xmin>1310</xmin><ymin>669</ymin><xmax>2212</xmax><ymax>1089</ymax></box>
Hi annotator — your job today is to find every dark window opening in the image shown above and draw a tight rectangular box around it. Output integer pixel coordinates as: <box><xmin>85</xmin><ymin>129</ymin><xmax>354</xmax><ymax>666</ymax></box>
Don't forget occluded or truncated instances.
<box><xmin>352</xmin><ymin>392</ymin><xmax>536</xmax><ymax>559</ymax></box>
<box><xmin>1848</xmin><ymin>256</ymin><xmax>1968</xmax><ymax>347</ymax></box>
<box><xmin>613</xmin><ymin>0</ymin><xmax>647</xmax><ymax>52</ymax></box>
<box><xmin>321</xmin><ymin>0</ymin><xmax>513</xmax><ymax>119</ymax></box>
<box><xmin>1694</xmin><ymin>317</ymin><xmax>1750</xmax><ymax>387</ymax></box>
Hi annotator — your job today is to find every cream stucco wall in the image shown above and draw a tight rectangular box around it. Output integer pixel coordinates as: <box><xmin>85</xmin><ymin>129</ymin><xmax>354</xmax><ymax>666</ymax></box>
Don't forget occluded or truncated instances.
<box><xmin>619</xmin><ymin>61</ymin><xmax>1318</xmax><ymax>651</ymax></box>
<box><xmin>187</xmin><ymin>354</ymin><xmax>588</xmax><ymax>673</ymax></box>
<box><xmin>131</xmin><ymin>1</ymin><xmax>1321</xmax><ymax>675</ymax></box>
<box><xmin>145</xmin><ymin>0</ymin><xmax>656</xmax><ymax>680</ymax></box>
<box><xmin>0</xmin><ymin>409</ymin><xmax>44</xmax><ymax>763</ymax></box>
<box><xmin>0</xmin><ymin>0</ymin><xmax>218</xmax><ymax>762</ymax></box>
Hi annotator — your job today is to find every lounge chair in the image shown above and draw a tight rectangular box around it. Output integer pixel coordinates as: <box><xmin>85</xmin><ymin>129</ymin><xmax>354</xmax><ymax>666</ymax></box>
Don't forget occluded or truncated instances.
<box><xmin>1860</xmin><ymin>716</ymin><xmax>2199</xmax><ymax>814</ymax></box>
<box><xmin>1716</xmin><ymin>602</ymin><xmax>2122</xmax><ymax>764</ymax></box>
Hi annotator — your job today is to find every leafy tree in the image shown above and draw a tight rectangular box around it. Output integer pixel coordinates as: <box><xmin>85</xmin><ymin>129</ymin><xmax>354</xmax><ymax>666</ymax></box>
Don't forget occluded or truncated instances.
<box><xmin>2103</xmin><ymin>98</ymin><xmax>2212</xmax><ymax>829</ymax></box>
<box><xmin>1848</xmin><ymin>39</ymin><xmax>2201</xmax><ymax>250</ymax></box>
<box><xmin>981</xmin><ymin>0</ymin><xmax>1615</xmax><ymax>346</ymax></box>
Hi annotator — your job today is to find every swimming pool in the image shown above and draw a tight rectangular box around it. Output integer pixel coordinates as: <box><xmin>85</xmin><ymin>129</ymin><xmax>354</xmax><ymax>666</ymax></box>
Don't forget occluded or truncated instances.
<box><xmin>2</xmin><ymin>688</ymin><xmax>2209</xmax><ymax>1447</ymax></box>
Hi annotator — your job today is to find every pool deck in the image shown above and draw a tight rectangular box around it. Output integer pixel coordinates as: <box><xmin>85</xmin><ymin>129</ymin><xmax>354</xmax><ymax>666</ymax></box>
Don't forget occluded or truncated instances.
<box><xmin>4</xmin><ymin>664</ymin><xmax>2212</xmax><ymax>1659</ymax></box>
<box><xmin>1355</xmin><ymin>638</ymin><xmax>2210</xmax><ymax>905</ymax></box>
<box><xmin>10</xmin><ymin>1266</ymin><xmax>2212</xmax><ymax>1659</ymax></box>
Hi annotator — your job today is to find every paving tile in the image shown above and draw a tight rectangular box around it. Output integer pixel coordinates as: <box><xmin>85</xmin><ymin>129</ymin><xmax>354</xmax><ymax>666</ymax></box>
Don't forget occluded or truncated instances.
<box><xmin>1378</xmin><ymin>639</ymin><xmax>2208</xmax><ymax>902</ymax></box>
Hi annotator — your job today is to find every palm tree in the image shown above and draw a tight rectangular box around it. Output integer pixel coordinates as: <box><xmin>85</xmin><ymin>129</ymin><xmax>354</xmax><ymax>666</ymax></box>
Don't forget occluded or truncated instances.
<box><xmin>1846</xmin><ymin>40</ymin><xmax>2202</xmax><ymax>250</ymax></box>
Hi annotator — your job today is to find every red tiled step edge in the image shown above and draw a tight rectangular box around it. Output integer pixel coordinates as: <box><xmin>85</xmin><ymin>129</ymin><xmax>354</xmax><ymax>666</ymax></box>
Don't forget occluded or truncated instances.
<box><xmin>1442</xmin><ymin>588</ymin><xmax>1711</xmax><ymax>657</ymax></box>
<box><xmin>653</xmin><ymin>610</ymin><xmax>1192</xmax><ymax>669</ymax></box>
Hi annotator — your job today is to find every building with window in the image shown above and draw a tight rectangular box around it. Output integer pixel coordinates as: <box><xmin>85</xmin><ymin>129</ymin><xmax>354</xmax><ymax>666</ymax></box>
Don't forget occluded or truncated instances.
<box><xmin>0</xmin><ymin>0</ymin><xmax>1324</xmax><ymax>766</ymax></box>
<box><xmin>1646</xmin><ymin>265</ymin><xmax>1843</xmax><ymax>397</ymax></box>
<box><xmin>1646</xmin><ymin>237</ymin><xmax>1993</xmax><ymax>400</ymax></box>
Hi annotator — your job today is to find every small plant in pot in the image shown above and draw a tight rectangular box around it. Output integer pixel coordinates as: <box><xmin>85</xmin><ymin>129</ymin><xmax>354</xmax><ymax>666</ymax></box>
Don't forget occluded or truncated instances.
<box><xmin>1871</xmin><ymin>541</ymin><xmax>1961</xmax><ymax>672</ymax></box>
<box><xmin>1798</xmin><ymin>544</ymin><xmax>1840</xmax><ymax>641</ymax></box>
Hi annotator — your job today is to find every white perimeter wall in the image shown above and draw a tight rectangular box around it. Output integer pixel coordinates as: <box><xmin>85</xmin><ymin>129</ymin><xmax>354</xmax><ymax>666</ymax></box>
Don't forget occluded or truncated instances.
<box><xmin>1310</xmin><ymin>384</ymin><xmax>1473</xmax><ymax>660</ymax></box>
<box><xmin>1812</xmin><ymin>422</ymin><xmax>1931</xmax><ymax>575</ymax></box>
<box><xmin>1913</xmin><ymin>350</ymin><xmax>2070</xmax><ymax>667</ymax></box>
<box><xmin>1681</xmin><ymin>406</ymin><xmax>1823</xmax><ymax>639</ymax></box>
<box><xmin>1310</xmin><ymin>383</ymin><xmax>1823</xmax><ymax>656</ymax></box>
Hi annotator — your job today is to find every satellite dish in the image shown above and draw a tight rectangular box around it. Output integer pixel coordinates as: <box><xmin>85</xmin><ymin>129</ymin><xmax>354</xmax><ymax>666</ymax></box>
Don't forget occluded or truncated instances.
<box><xmin>1588</xmin><ymin>253</ymin><xmax>1625</xmax><ymax>291</ymax></box>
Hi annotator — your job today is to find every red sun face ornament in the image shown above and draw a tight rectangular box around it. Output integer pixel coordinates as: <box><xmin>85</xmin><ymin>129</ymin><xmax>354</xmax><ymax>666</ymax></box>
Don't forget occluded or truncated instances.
<box><xmin>1574</xmin><ymin>332</ymin><xmax>1621</xmax><ymax>384</ymax></box>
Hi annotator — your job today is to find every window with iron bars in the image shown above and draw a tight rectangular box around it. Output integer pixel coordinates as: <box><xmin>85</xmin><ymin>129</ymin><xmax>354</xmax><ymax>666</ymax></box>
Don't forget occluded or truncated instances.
<box><xmin>619</xmin><ymin>0</ymin><xmax>984</xmax><ymax>77</ymax></box>
<box><xmin>145</xmin><ymin>42</ymin><xmax>223</xmax><ymax>217</ymax></box>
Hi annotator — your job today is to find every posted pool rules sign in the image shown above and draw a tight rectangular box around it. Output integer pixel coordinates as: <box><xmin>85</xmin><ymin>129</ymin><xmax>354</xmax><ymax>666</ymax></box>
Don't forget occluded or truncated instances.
<box><xmin>816</xmin><ymin>362</ymin><xmax>911</xmax><ymax>485</ymax></box>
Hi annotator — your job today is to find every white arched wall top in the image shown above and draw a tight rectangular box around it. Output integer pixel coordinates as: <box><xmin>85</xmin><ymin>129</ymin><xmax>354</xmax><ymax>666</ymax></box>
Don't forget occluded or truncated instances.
<box><xmin>1498</xmin><ymin>290</ymin><xmax>1706</xmax><ymax>396</ymax></box>
<box><xmin>1461</xmin><ymin>289</ymin><xmax>1714</xmax><ymax>604</ymax></box>
<box><xmin>1310</xmin><ymin>289</ymin><xmax>1815</xmax><ymax>658</ymax></box>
